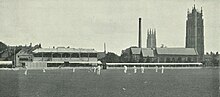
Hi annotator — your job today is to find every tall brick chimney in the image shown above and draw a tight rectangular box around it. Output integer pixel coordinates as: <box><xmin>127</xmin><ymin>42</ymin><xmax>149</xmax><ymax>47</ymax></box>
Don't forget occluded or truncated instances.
<box><xmin>138</xmin><ymin>18</ymin><xmax>142</xmax><ymax>48</ymax></box>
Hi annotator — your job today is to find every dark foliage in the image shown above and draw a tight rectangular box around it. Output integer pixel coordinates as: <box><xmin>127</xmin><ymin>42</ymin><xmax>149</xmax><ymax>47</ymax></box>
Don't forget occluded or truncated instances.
<box><xmin>0</xmin><ymin>41</ymin><xmax>7</xmax><ymax>52</ymax></box>
<box><xmin>105</xmin><ymin>52</ymin><xmax>120</xmax><ymax>63</ymax></box>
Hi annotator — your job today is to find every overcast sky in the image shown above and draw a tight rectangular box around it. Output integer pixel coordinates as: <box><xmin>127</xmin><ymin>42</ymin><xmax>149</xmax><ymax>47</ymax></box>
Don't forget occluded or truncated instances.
<box><xmin>0</xmin><ymin>0</ymin><xmax>219</xmax><ymax>55</ymax></box>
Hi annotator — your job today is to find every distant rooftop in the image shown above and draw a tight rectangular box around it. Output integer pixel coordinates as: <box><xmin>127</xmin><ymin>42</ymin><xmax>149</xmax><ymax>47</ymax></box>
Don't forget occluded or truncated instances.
<box><xmin>129</xmin><ymin>47</ymin><xmax>198</xmax><ymax>56</ymax></box>
<box><xmin>156</xmin><ymin>48</ymin><xmax>198</xmax><ymax>55</ymax></box>
<box><xmin>33</xmin><ymin>47</ymin><xmax>97</xmax><ymax>53</ymax></box>
<box><xmin>131</xmin><ymin>48</ymin><xmax>141</xmax><ymax>55</ymax></box>
<box><xmin>130</xmin><ymin>48</ymin><xmax>155</xmax><ymax>57</ymax></box>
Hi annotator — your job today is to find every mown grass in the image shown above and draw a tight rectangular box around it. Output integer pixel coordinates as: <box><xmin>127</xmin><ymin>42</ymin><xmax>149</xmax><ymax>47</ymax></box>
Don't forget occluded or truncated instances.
<box><xmin>0</xmin><ymin>68</ymin><xmax>219</xmax><ymax>97</ymax></box>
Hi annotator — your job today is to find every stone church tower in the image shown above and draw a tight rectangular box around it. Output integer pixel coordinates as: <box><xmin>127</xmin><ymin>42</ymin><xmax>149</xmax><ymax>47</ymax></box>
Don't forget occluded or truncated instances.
<box><xmin>185</xmin><ymin>5</ymin><xmax>204</xmax><ymax>61</ymax></box>
<box><xmin>147</xmin><ymin>29</ymin><xmax>156</xmax><ymax>48</ymax></box>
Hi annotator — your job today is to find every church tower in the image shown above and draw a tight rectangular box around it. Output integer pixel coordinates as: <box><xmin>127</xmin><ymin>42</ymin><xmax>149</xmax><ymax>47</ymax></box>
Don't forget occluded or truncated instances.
<box><xmin>185</xmin><ymin>5</ymin><xmax>204</xmax><ymax>61</ymax></box>
<box><xmin>147</xmin><ymin>29</ymin><xmax>156</xmax><ymax>48</ymax></box>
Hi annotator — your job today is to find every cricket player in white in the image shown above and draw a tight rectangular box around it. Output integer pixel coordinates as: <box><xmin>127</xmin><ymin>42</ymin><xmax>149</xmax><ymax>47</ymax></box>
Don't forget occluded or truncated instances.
<box><xmin>161</xmin><ymin>66</ymin><xmax>164</xmax><ymax>74</ymax></box>
<box><xmin>72</xmin><ymin>67</ymin><xmax>75</xmax><ymax>72</ymax></box>
<box><xmin>156</xmin><ymin>66</ymin><xmax>158</xmax><ymax>72</ymax></box>
<box><xmin>93</xmin><ymin>66</ymin><xmax>96</xmax><ymax>72</ymax></box>
<box><xmin>97</xmin><ymin>65</ymin><xmax>101</xmax><ymax>75</ymax></box>
<box><xmin>43</xmin><ymin>68</ymin><xmax>46</xmax><ymax>73</ymax></box>
<box><xmin>24</xmin><ymin>65</ymin><xmax>28</xmax><ymax>75</ymax></box>
<box><xmin>141</xmin><ymin>66</ymin><xmax>144</xmax><ymax>73</ymax></box>
<box><xmin>133</xmin><ymin>66</ymin><xmax>137</xmax><ymax>73</ymax></box>
<box><xmin>124</xmin><ymin>65</ymin><xmax>127</xmax><ymax>73</ymax></box>
<box><xmin>24</xmin><ymin>69</ymin><xmax>28</xmax><ymax>75</ymax></box>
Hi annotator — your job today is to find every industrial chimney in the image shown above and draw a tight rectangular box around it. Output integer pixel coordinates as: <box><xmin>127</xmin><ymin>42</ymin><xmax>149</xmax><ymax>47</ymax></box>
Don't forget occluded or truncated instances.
<box><xmin>138</xmin><ymin>18</ymin><xmax>142</xmax><ymax>48</ymax></box>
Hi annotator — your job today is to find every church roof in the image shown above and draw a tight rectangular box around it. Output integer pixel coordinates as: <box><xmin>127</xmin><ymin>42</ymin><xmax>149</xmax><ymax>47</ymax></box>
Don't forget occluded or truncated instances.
<box><xmin>156</xmin><ymin>48</ymin><xmax>198</xmax><ymax>55</ymax></box>
<box><xmin>141</xmin><ymin>48</ymin><xmax>154</xmax><ymax>57</ymax></box>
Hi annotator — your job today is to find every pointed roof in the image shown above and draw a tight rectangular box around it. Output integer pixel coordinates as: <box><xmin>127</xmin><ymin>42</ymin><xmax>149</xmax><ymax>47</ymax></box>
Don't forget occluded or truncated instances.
<box><xmin>130</xmin><ymin>48</ymin><xmax>155</xmax><ymax>57</ymax></box>
<box><xmin>141</xmin><ymin>48</ymin><xmax>154</xmax><ymax>57</ymax></box>
<box><xmin>130</xmin><ymin>48</ymin><xmax>141</xmax><ymax>55</ymax></box>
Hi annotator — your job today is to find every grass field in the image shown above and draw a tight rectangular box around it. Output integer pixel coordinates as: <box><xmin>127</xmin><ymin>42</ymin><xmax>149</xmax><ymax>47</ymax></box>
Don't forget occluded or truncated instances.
<box><xmin>0</xmin><ymin>68</ymin><xmax>219</xmax><ymax>97</ymax></box>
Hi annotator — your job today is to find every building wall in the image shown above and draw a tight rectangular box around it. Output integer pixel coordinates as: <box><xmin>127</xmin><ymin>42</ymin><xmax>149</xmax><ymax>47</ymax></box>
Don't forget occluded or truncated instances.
<box><xmin>142</xmin><ymin>57</ymin><xmax>156</xmax><ymax>63</ymax></box>
<box><xmin>157</xmin><ymin>55</ymin><xmax>198</xmax><ymax>63</ymax></box>
<box><xmin>16</xmin><ymin>54</ymin><xmax>33</xmax><ymax>67</ymax></box>
<box><xmin>131</xmin><ymin>55</ymin><xmax>141</xmax><ymax>63</ymax></box>
<box><xmin>26</xmin><ymin>61</ymin><xmax>47</xmax><ymax>69</ymax></box>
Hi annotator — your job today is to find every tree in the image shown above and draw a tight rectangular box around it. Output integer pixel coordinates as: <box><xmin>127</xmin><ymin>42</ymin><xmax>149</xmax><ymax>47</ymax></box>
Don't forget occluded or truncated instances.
<box><xmin>105</xmin><ymin>52</ymin><xmax>120</xmax><ymax>63</ymax></box>
<box><xmin>211</xmin><ymin>52</ymin><xmax>219</xmax><ymax>66</ymax></box>
<box><xmin>177</xmin><ymin>57</ymin><xmax>182</xmax><ymax>63</ymax></box>
<box><xmin>0</xmin><ymin>41</ymin><xmax>7</xmax><ymax>52</ymax></box>
<box><xmin>145</xmin><ymin>56</ymin><xmax>150</xmax><ymax>63</ymax></box>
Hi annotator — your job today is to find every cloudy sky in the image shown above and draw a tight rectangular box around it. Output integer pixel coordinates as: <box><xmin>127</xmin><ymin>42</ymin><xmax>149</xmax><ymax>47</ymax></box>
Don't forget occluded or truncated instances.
<box><xmin>0</xmin><ymin>0</ymin><xmax>219</xmax><ymax>55</ymax></box>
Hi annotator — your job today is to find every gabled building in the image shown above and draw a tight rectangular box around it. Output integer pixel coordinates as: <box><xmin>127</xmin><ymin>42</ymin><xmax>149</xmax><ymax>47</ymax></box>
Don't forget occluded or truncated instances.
<box><xmin>130</xmin><ymin>48</ymin><xmax>142</xmax><ymax>62</ymax></box>
<box><xmin>141</xmin><ymin>48</ymin><xmax>156</xmax><ymax>62</ymax></box>
<box><xmin>120</xmin><ymin>47</ymin><xmax>155</xmax><ymax>63</ymax></box>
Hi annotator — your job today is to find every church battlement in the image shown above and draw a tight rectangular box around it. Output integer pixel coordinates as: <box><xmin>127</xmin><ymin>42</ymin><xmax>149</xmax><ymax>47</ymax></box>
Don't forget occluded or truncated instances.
<box><xmin>147</xmin><ymin>28</ymin><xmax>156</xmax><ymax>48</ymax></box>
